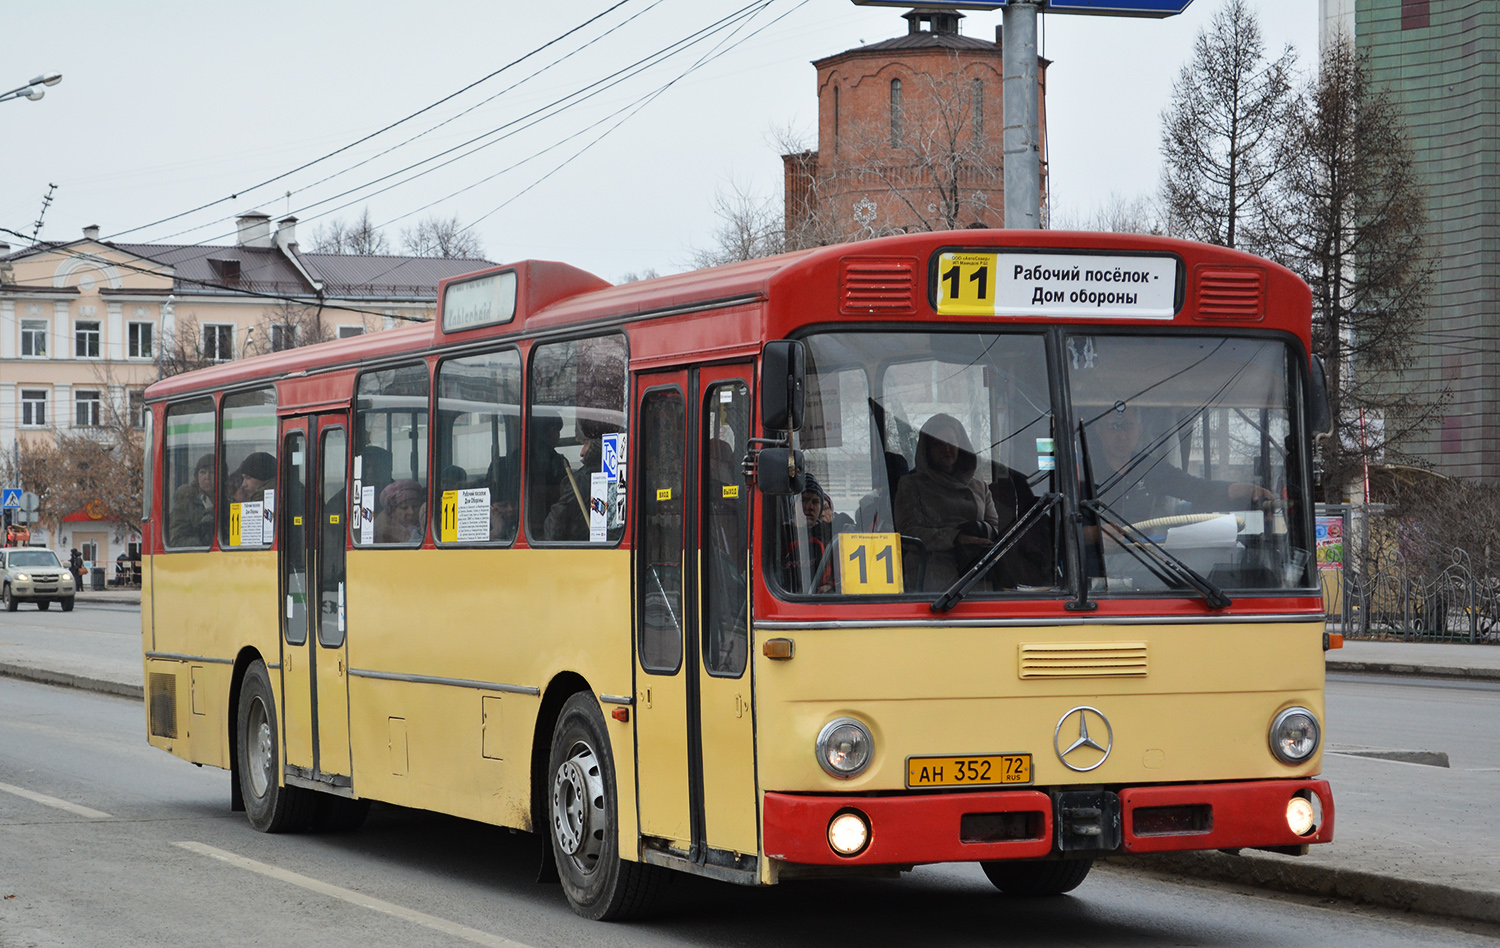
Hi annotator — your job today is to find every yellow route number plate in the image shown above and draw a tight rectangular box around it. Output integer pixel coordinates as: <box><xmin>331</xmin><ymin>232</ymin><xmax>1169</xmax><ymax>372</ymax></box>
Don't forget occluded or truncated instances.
<box><xmin>906</xmin><ymin>753</ymin><xmax>1032</xmax><ymax>788</ymax></box>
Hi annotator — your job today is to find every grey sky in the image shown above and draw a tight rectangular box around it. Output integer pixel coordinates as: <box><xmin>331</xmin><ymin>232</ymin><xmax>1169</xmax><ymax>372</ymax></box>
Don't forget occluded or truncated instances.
<box><xmin>0</xmin><ymin>1</ymin><xmax>1316</xmax><ymax>283</ymax></box>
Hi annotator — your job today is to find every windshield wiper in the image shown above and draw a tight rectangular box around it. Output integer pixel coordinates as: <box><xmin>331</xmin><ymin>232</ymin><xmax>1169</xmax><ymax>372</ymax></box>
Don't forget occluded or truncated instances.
<box><xmin>932</xmin><ymin>493</ymin><xmax>1060</xmax><ymax>613</ymax></box>
<box><xmin>1082</xmin><ymin>498</ymin><xmax>1233</xmax><ymax>610</ymax></box>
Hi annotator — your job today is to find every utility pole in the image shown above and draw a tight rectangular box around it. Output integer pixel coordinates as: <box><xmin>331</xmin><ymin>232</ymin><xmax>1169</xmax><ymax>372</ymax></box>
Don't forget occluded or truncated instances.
<box><xmin>1002</xmin><ymin>0</ymin><xmax>1042</xmax><ymax>229</ymax></box>
<box><xmin>32</xmin><ymin>184</ymin><xmax>57</xmax><ymax>242</ymax></box>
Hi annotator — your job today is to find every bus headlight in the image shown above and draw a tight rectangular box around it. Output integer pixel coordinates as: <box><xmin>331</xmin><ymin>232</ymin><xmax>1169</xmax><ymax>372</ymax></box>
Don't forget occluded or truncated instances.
<box><xmin>1286</xmin><ymin>794</ymin><xmax>1319</xmax><ymax>836</ymax></box>
<box><xmin>816</xmin><ymin>718</ymin><xmax>873</xmax><ymax>778</ymax></box>
<box><xmin>827</xmin><ymin>809</ymin><xmax>871</xmax><ymax>856</ymax></box>
<box><xmin>1269</xmin><ymin>707</ymin><xmax>1320</xmax><ymax>764</ymax></box>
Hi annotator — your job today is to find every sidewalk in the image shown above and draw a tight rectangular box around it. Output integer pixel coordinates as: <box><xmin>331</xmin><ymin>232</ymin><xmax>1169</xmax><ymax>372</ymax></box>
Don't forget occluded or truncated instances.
<box><xmin>1</xmin><ymin>612</ymin><xmax>1496</xmax><ymax>927</ymax></box>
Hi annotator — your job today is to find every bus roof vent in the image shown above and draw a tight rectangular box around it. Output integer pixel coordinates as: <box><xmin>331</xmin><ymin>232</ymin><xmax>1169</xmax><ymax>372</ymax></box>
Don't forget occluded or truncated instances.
<box><xmin>1195</xmin><ymin>266</ymin><xmax>1265</xmax><ymax>321</ymax></box>
<box><xmin>840</xmin><ymin>255</ymin><xmax>918</xmax><ymax>316</ymax></box>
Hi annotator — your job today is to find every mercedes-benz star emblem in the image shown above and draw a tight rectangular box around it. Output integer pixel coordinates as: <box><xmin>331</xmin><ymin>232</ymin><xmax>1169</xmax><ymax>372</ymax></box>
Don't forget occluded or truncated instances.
<box><xmin>1053</xmin><ymin>706</ymin><xmax>1113</xmax><ymax>772</ymax></box>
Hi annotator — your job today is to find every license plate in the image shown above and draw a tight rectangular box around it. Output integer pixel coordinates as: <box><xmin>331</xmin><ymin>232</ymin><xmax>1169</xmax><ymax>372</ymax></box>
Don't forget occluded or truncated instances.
<box><xmin>906</xmin><ymin>754</ymin><xmax>1032</xmax><ymax>788</ymax></box>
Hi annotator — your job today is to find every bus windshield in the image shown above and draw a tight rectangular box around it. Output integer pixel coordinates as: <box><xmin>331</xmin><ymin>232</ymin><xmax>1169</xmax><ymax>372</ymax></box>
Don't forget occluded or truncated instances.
<box><xmin>1070</xmin><ymin>334</ymin><xmax>1312</xmax><ymax>596</ymax></box>
<box><xmin>772</xmin><ymin>330</ymin><xmax>1313</xmax><ymax>601</ymax></box>
<box><xmin>775</xmin><ymin>330</ymin><xmax>1058</xmax><ymax>598</ymax></box>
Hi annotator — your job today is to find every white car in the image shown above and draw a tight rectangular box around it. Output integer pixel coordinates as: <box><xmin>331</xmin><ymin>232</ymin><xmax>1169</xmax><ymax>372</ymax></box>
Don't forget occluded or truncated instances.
<box><xmin>1</xmin><ymin>548</ymin><xmax>76</xmax><ymax>612</ymax></box>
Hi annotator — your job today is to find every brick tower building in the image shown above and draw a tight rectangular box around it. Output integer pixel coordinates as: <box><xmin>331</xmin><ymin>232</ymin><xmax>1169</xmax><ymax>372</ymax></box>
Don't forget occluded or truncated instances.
<box><xmin>783</xmin><ymin>8</ymin><xmax>1047</xmax><ymax>246</ymax></box>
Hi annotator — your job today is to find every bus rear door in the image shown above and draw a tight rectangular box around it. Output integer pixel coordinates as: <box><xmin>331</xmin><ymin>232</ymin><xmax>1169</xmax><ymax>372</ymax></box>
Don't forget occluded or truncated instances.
<box><xmin>279</xmin><ymin>413</ymin><xmax>354</xmax><ymax>789</ymax></box>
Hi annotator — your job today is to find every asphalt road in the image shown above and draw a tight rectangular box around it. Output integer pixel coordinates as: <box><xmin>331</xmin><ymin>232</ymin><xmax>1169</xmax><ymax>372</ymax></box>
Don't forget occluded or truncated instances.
<box><xmin>3</xmin><ymin>674</ymin><xmax>1498</xmax><ymax>947</ymax></box>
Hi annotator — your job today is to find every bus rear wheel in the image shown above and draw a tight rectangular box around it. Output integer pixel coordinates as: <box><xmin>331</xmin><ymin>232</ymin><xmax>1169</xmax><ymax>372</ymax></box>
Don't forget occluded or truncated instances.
<box><xmin>235</xmin><ymin>660</ymin><xmax>315</xmax><ymax>833</ymax></box>
<box><xmin>981</xmin><ymin>857</ymin><xmax>1093</xmax><ymax>896</ymax></box>
<box><xmin>547</xmin><ymin>692</ymin><xmax>662</xmax><ymax>920</ymax></box>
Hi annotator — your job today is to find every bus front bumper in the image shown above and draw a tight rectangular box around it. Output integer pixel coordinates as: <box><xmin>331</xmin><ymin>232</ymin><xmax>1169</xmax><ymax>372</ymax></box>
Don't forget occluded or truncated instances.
<box><xmin>762</xmin><ymin>779</ymin><xmax>1334</xmax><ymax>867</ymax></box>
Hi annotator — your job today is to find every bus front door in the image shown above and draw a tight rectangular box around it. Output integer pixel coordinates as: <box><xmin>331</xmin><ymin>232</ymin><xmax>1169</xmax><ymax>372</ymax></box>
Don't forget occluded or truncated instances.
<box><xmin>279</xmin><ymin>415</ymin><xmax>354</xmax><ymax>788</ymax></box>
<box><xmin>633</xmin><ymin>366</ymin><xmax>758</xmax><ymax>869</ymax></box>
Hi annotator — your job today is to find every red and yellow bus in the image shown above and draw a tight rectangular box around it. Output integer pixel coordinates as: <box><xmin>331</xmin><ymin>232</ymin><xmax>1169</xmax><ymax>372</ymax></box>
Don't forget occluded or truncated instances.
<box><xmin>142</xmin><ymin>230</ymin><xmax>1334</xmax><ymax>919</ymax></box>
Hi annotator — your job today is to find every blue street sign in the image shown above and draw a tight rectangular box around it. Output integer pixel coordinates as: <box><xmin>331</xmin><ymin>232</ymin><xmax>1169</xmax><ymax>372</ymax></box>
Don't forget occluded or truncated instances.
<box><xmin>1</xmin><ymin>489</ymin><xmax>19</xmax><ymax>509</ymax></box>
<box><xmin>852</xmin><ymin>0</ymin><xmax>1193</xmax><ymax>15</ymax></box>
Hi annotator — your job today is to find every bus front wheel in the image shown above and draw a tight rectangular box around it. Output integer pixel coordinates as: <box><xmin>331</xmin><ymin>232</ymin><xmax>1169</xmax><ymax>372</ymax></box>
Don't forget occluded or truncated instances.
<box><xmin>981</xmin><ymin>857</ymin><xmax>1093</xmax><ymax>896</ymax></box>
<box><xmin>235</xmin><ymin>660</ymin><xmax>315</xmax><ymax>833</ymax></box>
<box><xmin>547</xmin><ymin>692</ymin><xmax>662</xmax><ymax>920</ymax></box>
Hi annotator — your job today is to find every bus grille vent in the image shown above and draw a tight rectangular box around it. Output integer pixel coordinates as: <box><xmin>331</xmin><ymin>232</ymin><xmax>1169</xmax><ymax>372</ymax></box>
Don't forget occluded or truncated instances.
<box><xmin>1019</xmin><ymin>642</ymin><xmax>1148</xmax><ymax>679</ymax></box>
<box><xmin>840</xmin><ymin>256</ymin><xmax>918</xmax><ymax>316</ymax></box>
<box><xmin>148</xmin><ymin>672</ymin><xmax>178</xmax><ymax>739</ymax></box>
<box><xmin>1196</xmin><ymin>267</ymin><xmax>1265</xmax><ymax>320</ymax></box>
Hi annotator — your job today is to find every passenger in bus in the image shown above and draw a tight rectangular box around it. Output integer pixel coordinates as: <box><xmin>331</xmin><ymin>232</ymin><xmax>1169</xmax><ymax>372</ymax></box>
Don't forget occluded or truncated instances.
<box><xmin>988</xmin><ymin>461</ymin><xmax>1056</xmax><ymax>588</ymax></box>
<box><xmin>168</xmin><ymin>453</ymin><xmax>216</xmax><ymax>547</ymax></box>
<box><xmin>229</xmin><ymin>452</ymin><xmax>277</xmax><ymax>504</ymax></box>
<box><xmin>439</xmin><ymin>464</ymin><xmax>468</xmax><ymax>492</ymax></box>
<box><xmin>894</xmin><ymin>414</ymin><xmax>1001</xmax><ymax>591</ymax></box>
<box><xmin>487</xmin><ymin>459</ymin><xmax>520</xmax><ymax>542</ymax></box>
<box><xmin>529</xmin><ymin>416</ymin><xmax>571</xmax><ymax>530</ymax></box>
<box><xmin>781</xmin><ymin>478</ymin><xmax>849</xmax><ymax>593</ymax></box>
<box><xmin>374</xmin><ymin>479</ymin><xmax>426</xmax><ymax>544</ymax></box>
<box><xmin>1089</xmin><ymin>404</ymin><xmax>1273</xmax><ymax>524</ymax></box>
<box><xmin>360</xmin><ymin>446</ymin><xmax>393</xmax><ymax>507</ymax></box>
<box><xmin>542</xmin><ymin>436</ymin><xmax>601</xmax><ymax>541</ymax></box>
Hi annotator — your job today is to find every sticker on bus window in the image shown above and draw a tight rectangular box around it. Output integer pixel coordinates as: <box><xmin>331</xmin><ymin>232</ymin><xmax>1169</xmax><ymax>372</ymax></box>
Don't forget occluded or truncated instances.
<box><xmin>589</xmin><ymin>474</ymin><xmax>610</xmax><ymax>542</ymax></box>
<box><xmin>441</xmin><ymin>488</ymin><xmax>491</xmax><ymax>543</ymax></box>
<box><xmin>241</xmin><ymin>502</ymin><xmax>265</xmax><ymax>545</ymax></box>
<box><xmin>330</xmin><ymin>514</ymin><xmax>340</xmax><ymax>525</ymax></box>
<box><xmin>602</xmin><ymin>432</ymin><xmax>624</xmax><ymax>479</ymax></box>
<box><xmin>229</xmin><ymin>503</ymin><xmax>242</xmax><ymax>547</ymax></box>
<box><xmin>262</xmin><ymin>489</ymin><xmax>275</xmax><ymax>544</ymax></box>
<box><xmin>722</xmin><ymin>485</ymin><xmax>739</xmax><ymax>498</ymax></box>
<box><xmin>360</xmin><ymin>485</ymin><xmax>375</xmax><ymax>544</ymax></box>
<box><xmin>838</xmin><ymin>533</ymin><xmax>904</xmax><ymax>595</ymax></box>
<box><xmin>657</xmin><ymin>488</ymin><xmax>672</xmax><ymax>501</ymax></box>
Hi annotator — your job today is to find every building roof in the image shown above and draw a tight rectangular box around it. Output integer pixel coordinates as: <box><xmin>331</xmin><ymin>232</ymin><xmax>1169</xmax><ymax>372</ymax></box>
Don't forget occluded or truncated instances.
<box><xmin>2</xmin><ymin>236</ymin><xmax>493</xmax><ymax>302</ymax></box>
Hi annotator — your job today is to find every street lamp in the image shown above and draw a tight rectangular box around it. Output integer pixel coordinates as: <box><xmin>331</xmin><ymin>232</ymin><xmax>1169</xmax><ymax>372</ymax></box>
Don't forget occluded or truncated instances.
<box><xmin>0</xmin><ymin>73</ymin><xmax>62</xmax><ymax>105</ymax></box>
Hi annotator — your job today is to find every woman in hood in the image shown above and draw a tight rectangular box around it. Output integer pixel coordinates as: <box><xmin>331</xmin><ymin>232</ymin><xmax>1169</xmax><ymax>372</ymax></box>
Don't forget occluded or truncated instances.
<box><xmin>894</xmin><ymin>414</ymin><xmax>1001</xmax><ymax>590</ymax></box>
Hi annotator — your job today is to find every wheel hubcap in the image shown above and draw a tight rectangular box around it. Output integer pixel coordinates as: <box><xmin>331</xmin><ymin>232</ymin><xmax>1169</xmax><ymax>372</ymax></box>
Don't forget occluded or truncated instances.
<box><xmin>551</xmin><ymin>741</ymin><xmax>605</xmax><ymax>874</ymax></box>
<box><xmin>247</xmin><ymin>697</ymin><xmax>273</xmax><ymax>797</ymax></box>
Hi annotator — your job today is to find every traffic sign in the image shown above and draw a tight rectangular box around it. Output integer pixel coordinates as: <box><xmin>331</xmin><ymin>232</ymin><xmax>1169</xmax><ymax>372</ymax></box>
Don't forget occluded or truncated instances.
<box><xmin>852</xmin><ymin>0</ymin><xmax>1193</xmax><ymax>15</ymax></box>
<box><xmin>20</xmin><ymin>491</ymin><xmax>38</xmax><ymax>512</ymax></box>
<box><xmin>1</xmin><ymin>489</ymin><xmax>19</xmax><ymax>509</ymax></box>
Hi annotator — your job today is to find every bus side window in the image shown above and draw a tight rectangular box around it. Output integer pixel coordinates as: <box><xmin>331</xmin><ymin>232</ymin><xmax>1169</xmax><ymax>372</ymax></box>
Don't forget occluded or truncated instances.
<box><xmin>162</xmin><ymin>397</ymin><xmax>217</xmax><ymax>550</ymax></box>
<box><xmin>219</xmin><ymin>388</ymin><xmax>278</xmax><ymax>549</ymax></box>
<box><xmin>434</xmin><ymin>349</ymin><xmax>522</xmax><ymax>544</ymax></box>
<box><xmin>354</xmin><ymin>364</ymin><xmax>430</xmax><ymax>546</ymax></box>
<box><xmin>528</xmin><ymin>335</ymin><xmax>628</xmax><ymax>544</ymax></box>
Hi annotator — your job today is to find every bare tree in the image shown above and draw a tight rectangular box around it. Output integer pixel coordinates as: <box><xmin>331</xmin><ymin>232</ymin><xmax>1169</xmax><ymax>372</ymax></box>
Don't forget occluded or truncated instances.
<box><xmin>1159</xmin><ymin>0</ymin><xmax>1297</xmax><ymax>249</ymax></box>
<box><xmin>839</xmin><ymin>55</ymin><xmax>1001</xmax><ymax>237</ymax></box>
<box><xmin>154</xmin><ymin>315</ymin><xmax>219</xmax><ymax>379</ymax></box>
<box><xmin>309</xmin><ymin>207</ymin><xmax>390</xmax><ymax>255</ymax></box>
<box><xmin>617</xmin><ymin>268</ymin><xmax>661</xmax><ymax>283</ymax></box>
<box><xmin>400</xmin><ymin>214</ymin><xmax>485</xmax><ymax>259</ymax></box>
<box><xmin>1050</xmin><ymin>192</ymin><xmax>1164</xmax><ymax>235</ymax></box>
<box><xmin>1258</xmin><ymin>38</ymin><xmax>1435</xmax><ymax>498</ymax></box>
<box><xmin>246</xmin><ymin>299</ymin><xmax>331</xmax><ymax>357</ymax></box>
<box><xmin>689</xmin><ymin>181</ymin><xmax>785</xmax><ymax>268</ymax></box>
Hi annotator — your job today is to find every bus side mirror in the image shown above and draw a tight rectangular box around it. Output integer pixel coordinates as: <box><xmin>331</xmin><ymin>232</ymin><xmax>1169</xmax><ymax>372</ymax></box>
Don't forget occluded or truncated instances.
<box><xmin>754</xmin><ymin>447</ymin><xmax>806</xmax><ymax>496</ymax></box>
<box><xmin>1309</xmin><ymin>356</ymin><xmax>1333</xmax><ymax>436</ymax></box>
<box><xmin>761</xmin><ymin>341</ymin><xmax>805</xmax><ymax>432</ymax></box>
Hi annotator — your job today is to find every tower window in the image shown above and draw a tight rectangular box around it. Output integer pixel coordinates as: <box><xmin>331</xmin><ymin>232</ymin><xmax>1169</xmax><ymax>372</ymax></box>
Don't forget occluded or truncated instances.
<box><xmin>890</xmin><ymin>79</ymin><xmax>903</xmax><ymax>148</ymax></box>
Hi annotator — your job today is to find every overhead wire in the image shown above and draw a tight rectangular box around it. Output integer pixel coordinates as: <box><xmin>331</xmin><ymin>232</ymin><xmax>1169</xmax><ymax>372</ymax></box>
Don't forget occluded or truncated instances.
<box><xmin>104</xmin><ymin>0</ymin><xmax>639</xmax><ymax>242</ymax></box>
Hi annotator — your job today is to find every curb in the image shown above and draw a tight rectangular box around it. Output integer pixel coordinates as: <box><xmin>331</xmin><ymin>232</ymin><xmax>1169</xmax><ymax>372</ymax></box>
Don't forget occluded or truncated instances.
<box><xmin>1111</xmin><ymin>850</ymin><xmax>1500</xmax><ymax>927</ymax></box>
<box><xmin>0</xmin><ymin>662</ymin><xmax>142</xmax><ymax>700</ymax></box>
<box><xmin>1327</xmin><ymin>659</ymin><xmax>1500</xmax><ymax>683</ymax></box>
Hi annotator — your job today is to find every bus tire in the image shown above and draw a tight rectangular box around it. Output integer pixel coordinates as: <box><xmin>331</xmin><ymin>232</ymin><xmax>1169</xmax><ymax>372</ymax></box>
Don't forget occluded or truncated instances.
<box><xmin>547</xmin><ymin>692</ymin><xmax>662</xmax><ymax>920</ymax></box>
<box><xmin>235</xmin><ymin>660</ymin><xmax>315</xmax><ymax>833</ymax></box>
<box><xmin>981</xmin><ymin>857</ymin><xmax>1093</xmax><ymax>896</ymax></box>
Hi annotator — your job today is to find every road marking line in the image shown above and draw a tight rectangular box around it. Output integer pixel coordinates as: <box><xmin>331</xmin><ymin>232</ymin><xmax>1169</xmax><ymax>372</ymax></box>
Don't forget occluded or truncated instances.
<box><xmin>174</xmin><ymin>842</ymin><xmax>536</xmax><ymax>948</ymax></box>
<box><xmin>0</xmin><ymin>780</ymin><xmax>112</xmax><ymax>819</ymax></box>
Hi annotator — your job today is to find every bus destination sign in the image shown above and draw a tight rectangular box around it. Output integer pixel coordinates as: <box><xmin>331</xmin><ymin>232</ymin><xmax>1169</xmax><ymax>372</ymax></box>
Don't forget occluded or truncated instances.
<box><xmin>935</xmin><ymin>251</ymin><xmax>1179</xmax><ymax>320</ymax></box>
<box><xmin>442</xmin><ymin>268</ymin><xmax>517</xmax><ymax>333</ymax></box>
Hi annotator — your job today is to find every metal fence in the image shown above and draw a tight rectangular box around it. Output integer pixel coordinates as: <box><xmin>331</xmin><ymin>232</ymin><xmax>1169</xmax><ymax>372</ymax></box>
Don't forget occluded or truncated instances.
<box><xmin>1321</xmin><ymin>504</ymin><xmax>1500</xmax><ymax>644</ymax></box>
